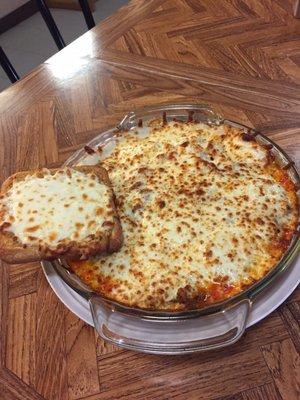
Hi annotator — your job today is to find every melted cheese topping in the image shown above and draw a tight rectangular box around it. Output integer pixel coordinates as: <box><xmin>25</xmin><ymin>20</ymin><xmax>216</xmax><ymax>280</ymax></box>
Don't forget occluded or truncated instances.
<box><xmin>0</xmin><ymin>169</ymin><xmax>114</xmax><ymax>248</ymax></box>
<box><xmin>70</xmin><ymin>121</ymin><xmax>298</xmax><ymax>311</ymax></box>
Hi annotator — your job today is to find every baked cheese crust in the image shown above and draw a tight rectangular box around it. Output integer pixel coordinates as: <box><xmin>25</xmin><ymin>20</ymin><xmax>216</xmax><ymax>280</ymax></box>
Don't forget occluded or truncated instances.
<box><xmin>69</xmin><ymin>121</ymin><xmax>298</xmax><ymax>310</ymax></box>
<box><xmin>0</xmin><ymin>166</ymin><xmax>122</xmax><ymax>263</ymax></box>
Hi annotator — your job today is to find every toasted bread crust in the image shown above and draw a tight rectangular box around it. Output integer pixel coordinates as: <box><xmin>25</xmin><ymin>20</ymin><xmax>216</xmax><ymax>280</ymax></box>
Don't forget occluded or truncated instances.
<box><xmin>0</xmin><ymin>166</ymin><xmax>123</xmax><ymax>264</ymax></box>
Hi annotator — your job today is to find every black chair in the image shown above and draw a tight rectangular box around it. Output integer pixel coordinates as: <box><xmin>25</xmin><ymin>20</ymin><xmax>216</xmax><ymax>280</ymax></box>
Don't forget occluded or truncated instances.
<box><xmin>79</xmin><ymin>0</ymin><xmax>96</xmax><ymax>29</ymax></box>
<box><xmin>36</xmin><ymin>0</ymin><xmax>95</xmax><ymax>50</ymax></box>
<box><xmin>0</xmin><ymin>1</ymin><xmax>96</xmax><ymax>84</ymax></box>
<box><xmin>0</xmin><ymin>47</ymin><xmax>19</xmax><ymax>83</ymax></box>
<box><xmin>36</xmin><ymin>0</ymin><xmax>65</xmax><ymax>50</ymax></box>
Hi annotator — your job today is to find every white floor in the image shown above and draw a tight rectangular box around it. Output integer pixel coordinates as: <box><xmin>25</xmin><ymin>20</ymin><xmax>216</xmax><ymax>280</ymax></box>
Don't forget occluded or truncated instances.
<box><xmin>0</xmin><ymin>0</ymin><xmax>129</xmax><ymax>91</ymax></box>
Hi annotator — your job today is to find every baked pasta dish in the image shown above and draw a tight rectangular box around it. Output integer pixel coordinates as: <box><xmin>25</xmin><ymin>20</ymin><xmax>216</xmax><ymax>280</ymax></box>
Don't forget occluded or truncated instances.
<box><xmin>69</xmin><ymin>118</ymin><xmax>298</xmax><ymax>311</ymax></box>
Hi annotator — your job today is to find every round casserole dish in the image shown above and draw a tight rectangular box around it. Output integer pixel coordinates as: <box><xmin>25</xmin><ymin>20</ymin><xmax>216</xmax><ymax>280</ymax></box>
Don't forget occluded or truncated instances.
<box><xmin>44</xmin><ymin>104</ymin><xmax>300</xmax><ymax>354</ymax></box>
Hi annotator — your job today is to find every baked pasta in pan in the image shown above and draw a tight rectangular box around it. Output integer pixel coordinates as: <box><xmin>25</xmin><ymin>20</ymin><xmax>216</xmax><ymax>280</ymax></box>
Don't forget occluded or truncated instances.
<box><xmin>69</xmin><ymin>118</ymin><xmax>298</xmax><ymax>311</ymax></box>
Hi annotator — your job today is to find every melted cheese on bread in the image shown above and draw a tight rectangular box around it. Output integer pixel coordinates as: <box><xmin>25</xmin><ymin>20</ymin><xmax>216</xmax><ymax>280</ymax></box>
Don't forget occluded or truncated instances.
<box><xmin>0</xmin><ymin>169</ymin><xmax>114</xmax><ymax>248</ymax></box>
<box><xmin>70</xmin><ymin>121</ymin><xmax>298</xmax><ymax>311</ymax></box>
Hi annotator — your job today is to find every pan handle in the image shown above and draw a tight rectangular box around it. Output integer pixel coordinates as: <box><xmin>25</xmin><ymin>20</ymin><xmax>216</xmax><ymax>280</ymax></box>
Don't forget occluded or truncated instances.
<box><xmin>89</xmin><ymin>297</ymin><xmax>251</xmax><ymax>355</ymax></box>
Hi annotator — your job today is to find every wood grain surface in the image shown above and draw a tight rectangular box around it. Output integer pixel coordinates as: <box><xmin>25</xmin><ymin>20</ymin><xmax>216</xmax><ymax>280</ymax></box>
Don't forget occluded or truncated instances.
<box><xmin>0</xmin><ymin>0</ymin><xmax>299</xmax><ymax>399</ymax></box>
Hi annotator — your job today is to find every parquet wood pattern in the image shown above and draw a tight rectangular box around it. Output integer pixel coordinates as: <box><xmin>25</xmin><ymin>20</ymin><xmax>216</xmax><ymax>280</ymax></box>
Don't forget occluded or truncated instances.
<box><xmin>0</xmin><ymin>1</ymin><xmax>299</xmax><ymax>399</ymax></box>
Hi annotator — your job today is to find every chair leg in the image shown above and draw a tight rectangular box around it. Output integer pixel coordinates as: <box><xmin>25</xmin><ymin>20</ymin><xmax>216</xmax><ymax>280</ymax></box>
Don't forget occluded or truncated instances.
<box><xmin>78</xmin><ymin>0</ymin><xmax>95</xmax><ymax>30</ymax></box>
<box><xmin>294</xmin><ymin>0</ymin><xmax>300</xmax><ymax>18</ymax></box>
<box><xmin>0</xmin><ymin>47</ymin><xmax>19</xmax><ymax>83</ymax></box>
<box><xmin>36</xmin><ymin>0</ymin><xmax>65</xmax><ymax>50</ymax></box>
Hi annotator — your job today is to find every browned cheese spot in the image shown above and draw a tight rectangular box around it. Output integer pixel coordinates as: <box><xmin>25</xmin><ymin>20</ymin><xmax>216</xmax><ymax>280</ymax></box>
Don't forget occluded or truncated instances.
<box><xmin>96</xmin><ymin>207</ymin><xmax>104</xmax><ymax>215</ymax></box>
<box><xmin>49</xmin><ymin>232</ymin><xmax>57</xmax><ymax>241</ymax></box>
<box><xmin>25</xmin><ymin>225</ymin><xmax>40</xmax><ymax>232</ymax></box>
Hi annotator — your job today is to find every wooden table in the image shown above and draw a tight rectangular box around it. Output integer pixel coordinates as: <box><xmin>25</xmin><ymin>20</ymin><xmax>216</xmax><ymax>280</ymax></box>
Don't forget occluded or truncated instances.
<box><xmin>0</xmin><ymin>1</ymin><xmax>299</xmax><ymax>399</ymax></box>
